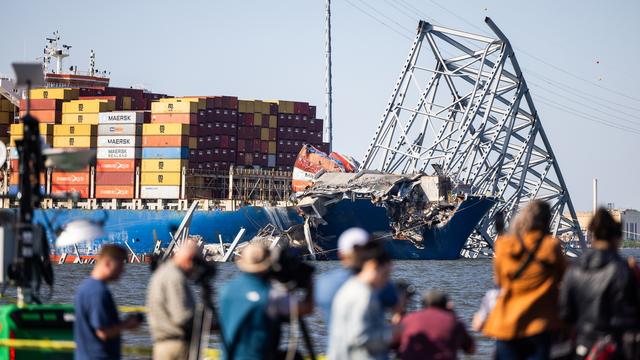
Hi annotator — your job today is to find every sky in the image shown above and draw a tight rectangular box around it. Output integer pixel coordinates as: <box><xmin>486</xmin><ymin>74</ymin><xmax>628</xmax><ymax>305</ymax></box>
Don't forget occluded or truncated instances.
<box><xmin>2</xmin><ymin>0</ymin><xmax>639</xmax><ymax>212</ymax></box>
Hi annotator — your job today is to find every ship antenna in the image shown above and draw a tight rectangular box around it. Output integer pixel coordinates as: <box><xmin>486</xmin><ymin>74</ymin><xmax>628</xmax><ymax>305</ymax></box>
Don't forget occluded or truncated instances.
<box><xmin>324</xmin><ymin>0</ymin><xmax>333</xmax><ymax>150</ymax></box>
<box><xmin>89</xmin><ymin>50</ymin><xmax>96</xmax><ymax>77</ymax></box>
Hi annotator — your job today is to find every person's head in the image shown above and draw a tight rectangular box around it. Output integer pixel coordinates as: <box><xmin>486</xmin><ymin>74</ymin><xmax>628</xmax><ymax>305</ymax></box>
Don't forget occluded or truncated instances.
<box><xmin>94</xmin><ymin>244</ymin><xmax>128</xmax><ymax>282</ymax></box>
<box><xmin>352</xmin><ymin>241</ymin><xmax>392</xmax><ymax>289</ymax></box>
<box><xmin>172</xmin><ymin>240</ymin><xmax>198</xmax><ymax>274</ymax></box>
<box><xmin>236</xmin><ymin>242</ymin><xmax>273</xmax><ymax>275</ymax></box>
<box><xmin>509</xmin><ymin>200</ymin><xmax>552</xmax><ymax>237</ymax></box>
<box><xmin>421</xmin><ymin>290</ymin><xmax>449</xmax><ymax>310</ymax></box>
<box><xmin>337</xmin><ymin>228</ymin><xmax>370</xmax><ymax>268</ymax></box>
<box><xmin>588</xmin><ymin>207</ymin><xmax>622</xmax><ymax>249</ymax></box>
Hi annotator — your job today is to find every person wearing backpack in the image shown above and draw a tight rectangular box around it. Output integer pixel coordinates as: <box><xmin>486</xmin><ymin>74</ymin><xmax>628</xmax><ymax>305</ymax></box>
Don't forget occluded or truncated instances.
<box><xmin>559</xmin><ymin>208</ymin><xmax>640</xmax><ymax>359</ymax></box>
<box><xmin>482</xmin><ymin>200</ymin><xmax>567</xmax><ymax>360</ymax></box>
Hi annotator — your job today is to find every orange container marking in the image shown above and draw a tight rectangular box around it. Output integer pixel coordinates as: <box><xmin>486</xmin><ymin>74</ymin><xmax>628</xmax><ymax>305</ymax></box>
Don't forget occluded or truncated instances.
<box><xmin>51</xmin><ymin>171</ymin><xmax>90</xmax><ymax>185</ymax></box>
<box><xmin>51</xmin><ymin>184</ymin><xmax>89</xmax><ymax>198</ymax></box>
<box><xmin>150</xmin><ymin>113</ymin><xmax>197</xmax><ymax>124</ymax></box>
<box><xmin>95</xmin><ymin>185</ymin><xmax>135</xmax><ymax>199</ymax></box>
<box><xmin>142</xmin><ymin>135</ymin><xmax>189</xmax><ymax>147</ymax></box>
<box><xmin>95</xmin><ymin>159</ymin><xmax>137</xmax><ymax>172</ymax></box>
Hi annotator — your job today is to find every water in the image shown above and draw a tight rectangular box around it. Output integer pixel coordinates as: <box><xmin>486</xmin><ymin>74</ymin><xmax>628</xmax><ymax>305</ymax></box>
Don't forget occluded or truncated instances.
<box><xmin>4</xmin><ymin>249</ymin><xmax>639</xmax><ymax>359</ymax></box>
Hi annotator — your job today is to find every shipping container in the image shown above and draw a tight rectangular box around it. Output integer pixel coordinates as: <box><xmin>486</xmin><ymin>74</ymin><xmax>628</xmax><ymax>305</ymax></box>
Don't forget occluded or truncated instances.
<box><xmin>10</xmin><ymin>123</ymin><xmax>54</xmax><ymax>136</ymax></box>
<box><xmin>151</xmin><ymin>101</ymin><xmax>198</xmax><ymax>114</ymax></box>
<box><xmin>19</xmin><ymin>99</ymin><xmax>63</xmax><ymax>111</ymax></box>
<box><xmin>159</xmin><ymin>97</ymin><xmax>206</xmax><ymax>110</ymax></box>
<box><xmin>97</xmin><ymin>124</ymin><xmax>142</xmax><ymax>136</ymax></box>
<box><xmin>51</xmin><ymin>184</ymin><xmax>89</xmax><ymax>198</ymax></box>
<box><xmin>96</xmin><ymin>147</ymin><xmax>142</xmax><ymax>159</ymax></box>
<box><xmin>189</xmin><ymin>137</ymin><xmax>198</xmax><ymax>149</ymax></box>
<box><xmin>95</xmin><ymin>171</ymin><xmax>135</xmax><ymax>186</ymax></box>
<box><xmin>61</xmin><ymin>113</ymin><xmax>100</xmax><ymax>124</ymax></box>
<box><xmin>9</xmin><ymin>135</ymin><xmax>53</xmax><ymax>147</ymax></box>
<box><xmin>150</xmin><ymin>113</ymin><xmax>197</xmax><ymax>124</ymax></box>
<box><xmin>0</xmin><ymin>100</ymin><xmax>13</xmax><ymax>112</ymax></box>
<box><xmin>140</xmin><ymin>185</ymin><xmax>180</xmax><ymax>199</ymax></box>
<box><xmin>141</xmin><ymin>172</ymin><xmax>181</xmax><ymax>186</ymax></box>
<box><xmin>62</xmin><ymin>99</ymin><xmax>115</xmax><ymax>113</ymax></box>
<box><xmin>53</xmin><ymin>136</ymin><xmax>96</xmax><ymax>148</ymax></box>
<box><xmin>98</xmin><ymin>111</ymin><xmax>145</xmax><ymax>124</ymax></box>
<box><xmin>260</xmin><ymin>128</ymin><xmax>269</xmax><ymax>141</ymax></box>
<box><xmin>51</xmin><ymin>171</ymin><xmax>90</xmax><ymax>185</ymax></box>
<box><xmin>9</xmin><ymin>172</ymin><xmax>45</xmax><ymax>185</ymax></box>
<box><xmin>18</xmin><ymin>110</ymin><xmax>61</xmax><ymax>123</ymax></box>
<box><xmin>97</xmin><ymin>136</ymin><xmax>141</xmax><ymax>147</ymax></box>
<box><xmin>0</xmin><ymin>112</ymin><xmax>10</xmax><ymax>124</ymax></box>
<box><xmin>141</xmin><ymin>159</ymin><xmax>187</xmax><ymax>172</ymax></box>
<box><xmin>141</xmin><ymin>135</ymin><xmax>190</xmax><ymax>147</ymax></box>
<box><xmin>8</xmin><ymin>185</ymin><xmax>46</xmax><ymax>197</ymax></box>
<box><xmin>95</xmin><ymin>159</ymin><xmax>137</xmax><ymax>172</ymax></box>
<box><xmin>268</xmin><ymin>141</ymin><xmax>276</xmax><ymax>154</ymax></box>
<box><xmin>142</xmin><ymin>123</ymin><xmax>190</xmax><ymax>136</ymax></box>
<box><xmin>95</xmin><ymin>185</ymin><xmax>135</xmax><ymax>199</ymax></box>
<box><xmin>141</xmin><ymin>147</ymin><xmax>189</xmax><ymax>159</ymax></box>
<box><xmin>269</xmin><ymin>115</ymin><xmax>277</xmax><ymax>128</ymax></box>
<box><xmin>30</xmin><ymin>88</ymin><xmax>79</xmax><ymax>100</ymax></box>
<box><xmin>53</xmin><ymin>124</ymin><xmax>96</xmax><ymax>137</ymax></box>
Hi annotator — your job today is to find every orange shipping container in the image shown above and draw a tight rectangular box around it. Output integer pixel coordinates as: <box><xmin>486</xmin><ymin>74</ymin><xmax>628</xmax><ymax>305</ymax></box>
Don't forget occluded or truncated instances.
<box><xmin>10</xmin><ymin>172</ymin><xmax>45</xmax><ymax>185</ymax></box>
<box><xmin>18</xmin><ymin>110</ymin><xmax>61</xmax><ymax>123</ymax></box>
<box><xmin>95</xmin><ymin>172</ymin><xmax>135</xmax><ymax>186</ymax></box>
<box><xmin>142</xmin><ymin>135</ymin><xmax>189</xmax><ymax>147</ymax></box>
<box><xmin>95</xmin><ymin>185</ymin><xmax>135</xmax><ymax>199</ymax></box>
<box><xmin>51</xmin><ymin>184</ymin><xmax>89</xmax><ymax>198</ymax></box>
<box><xmin>150</xmin><ymin>113</ymin><xmax>197</xmax><ymax>124</ymax></box>
<box><xmin>51</xmin><ymin>172</ymin><xmax>90</xmax><ymax>185</ymax></box>
<box><xmin>95</xmin><ymin>159</ymin><xmax>137</xmax><ymax>172</ymax></box>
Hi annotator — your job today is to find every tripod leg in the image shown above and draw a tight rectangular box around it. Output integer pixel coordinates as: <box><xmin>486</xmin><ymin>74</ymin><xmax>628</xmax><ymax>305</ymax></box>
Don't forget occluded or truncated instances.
<box><xmin>298</xmin><ymin>318</ymin><xmax>316</xmax><ymax>360</ymax></box>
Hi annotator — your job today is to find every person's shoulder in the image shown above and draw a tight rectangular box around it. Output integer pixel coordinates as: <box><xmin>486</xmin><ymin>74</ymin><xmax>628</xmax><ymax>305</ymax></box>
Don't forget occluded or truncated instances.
<box><xmin>78</xmin><ymin>277</ymin><xmax>106</xmax><ymax>293</ymax></box>
<box><xmin>318</xmin><ymin>267</ymin><xmax>350</xmax><ymax>283</ymax></box>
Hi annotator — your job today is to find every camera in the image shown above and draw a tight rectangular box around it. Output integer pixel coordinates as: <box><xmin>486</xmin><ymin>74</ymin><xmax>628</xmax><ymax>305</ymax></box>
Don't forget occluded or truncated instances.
<box><xmin>268</xmin><ymin>247</ymin><xmax>315</xmax><ymax>291</ymax></box>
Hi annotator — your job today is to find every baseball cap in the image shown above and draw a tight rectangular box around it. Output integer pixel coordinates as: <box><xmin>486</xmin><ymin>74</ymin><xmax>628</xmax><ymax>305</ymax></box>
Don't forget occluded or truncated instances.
<box><xmin>338</xmin><ymin>228</ymin><xmax>370</xmax><ymax>254</ymax></box>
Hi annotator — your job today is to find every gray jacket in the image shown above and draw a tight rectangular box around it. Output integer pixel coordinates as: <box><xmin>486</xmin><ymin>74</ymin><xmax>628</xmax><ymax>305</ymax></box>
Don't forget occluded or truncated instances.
<box><xmin>328</xmin><ymin>277</ymin><xmax>392</xmax><ymax>360</ymax></box>
<box><xmin>146</xmin><ymin>261</ymin><xmax>195</xmax><ymax>342</ymax></box>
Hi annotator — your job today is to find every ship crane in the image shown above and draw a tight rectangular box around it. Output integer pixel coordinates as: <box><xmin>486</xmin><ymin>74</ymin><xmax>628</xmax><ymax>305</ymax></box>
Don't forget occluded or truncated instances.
<box><xmin>360</xmin><ymin>18</ymin><xmax>586</xmax><ymax>256</ymax></box>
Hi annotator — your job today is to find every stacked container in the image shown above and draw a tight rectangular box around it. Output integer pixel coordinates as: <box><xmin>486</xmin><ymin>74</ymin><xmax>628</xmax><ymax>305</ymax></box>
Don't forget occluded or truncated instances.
<box><xmin>50</xmin><ymin>123</ymin><xmax>97</xmax><ymax>198</ymax></box>
<box><xmin>95</xmin><ymin>111</ymin><xmax>145</xmax><ymax>199</ymax></box>
<box><xmin>142</xmin><ymin>98</ymin><xmax>197</xmax><ymax>199</ymax></box>
<box><xmin>7</xmin><ymin>123</ymin><xmax>51</xmax><ymax>196</ymax></box>
<box><xmin>61</xmin><ymin>98</ymin><xmax>115</xmax><ymax>125</ymax></box>
<box><xmin>0</xmin><ymin>98</ymin><xmax>14</xmax><ymax>143</ymax></box>
<box><xmin>196</xmin><ymin>96</ymin><xmax>238</xmax><ymax>170</ymax></box>
<box><xmin>237</xmin><ymin>100</ymin><xmax>277</xmax><ymax>168</ymax></box>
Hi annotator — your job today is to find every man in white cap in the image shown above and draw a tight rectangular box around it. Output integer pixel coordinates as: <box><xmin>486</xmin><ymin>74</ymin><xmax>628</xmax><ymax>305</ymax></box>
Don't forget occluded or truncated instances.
<box><xmin>219</xmin><ymin>242</ymin><xmax>313</xmax><ymax>360</ymax></box>
<box><xmin>315</xmin><ymin>228</ymin><xmax>398</xmax><ymax>326</ymax></box>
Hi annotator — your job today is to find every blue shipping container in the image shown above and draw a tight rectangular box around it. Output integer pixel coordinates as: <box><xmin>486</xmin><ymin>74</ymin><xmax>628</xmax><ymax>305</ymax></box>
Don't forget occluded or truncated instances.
<box><xmin>142</xmin><ymin>147</ymin><xmax>189</xmax><ymax>159</ymax></box>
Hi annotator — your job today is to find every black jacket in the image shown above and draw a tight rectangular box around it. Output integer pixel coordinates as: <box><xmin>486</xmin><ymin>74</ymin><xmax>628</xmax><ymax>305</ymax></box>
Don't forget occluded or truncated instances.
<box><xmin>559</xmin><ymin>248</ymin><xmax>639</xmax><ymax>346</ymax></box>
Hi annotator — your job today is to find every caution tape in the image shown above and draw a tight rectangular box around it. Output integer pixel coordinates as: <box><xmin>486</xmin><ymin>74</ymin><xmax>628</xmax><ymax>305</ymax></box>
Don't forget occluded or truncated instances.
<box><xmin>117</xmin><ymin>305</ymin><xmax>147</xmax><ymax>313</ymax></box>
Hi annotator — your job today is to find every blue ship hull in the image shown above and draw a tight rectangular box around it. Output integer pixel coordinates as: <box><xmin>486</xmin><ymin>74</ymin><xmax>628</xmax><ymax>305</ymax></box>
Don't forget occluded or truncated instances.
<box><xmin>33</xmin><ymin>196</ymin><xmax>494</xmax><ymax>260</ymax></box>
<box><xmin>312</xmin><ymin>196</ymin><xmax>495</xmax><ymax>260</ymax></box>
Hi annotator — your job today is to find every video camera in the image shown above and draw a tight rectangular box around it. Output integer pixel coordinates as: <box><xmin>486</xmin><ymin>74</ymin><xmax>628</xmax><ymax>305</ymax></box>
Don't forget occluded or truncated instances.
<box><xmin>268</xmin><ymin>247</ymin><xmax>315</xmax><ymax>291</ymax></box>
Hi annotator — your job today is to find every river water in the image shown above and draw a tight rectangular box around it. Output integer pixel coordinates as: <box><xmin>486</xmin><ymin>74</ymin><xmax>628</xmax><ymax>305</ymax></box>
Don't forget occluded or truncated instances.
<box><xmin>4</xmin><ymin>249</ymin><xmax>639</xmax><ymax>359</ymax></box>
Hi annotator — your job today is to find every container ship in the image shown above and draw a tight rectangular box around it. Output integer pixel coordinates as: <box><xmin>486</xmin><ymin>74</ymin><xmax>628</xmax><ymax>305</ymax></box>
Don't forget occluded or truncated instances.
<box><xmin>0</xmin><ymin>33</ymin><xmax>494</xmax><ymax>261</ymax></box>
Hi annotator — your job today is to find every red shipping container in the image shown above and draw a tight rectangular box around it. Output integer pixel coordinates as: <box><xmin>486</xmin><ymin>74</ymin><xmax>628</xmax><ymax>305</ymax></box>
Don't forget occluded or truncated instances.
<box><xmin>51</xmin><ymin>184</ymin><xmax>89</xmax><ymax>198</ymax></box>
<box><xmin>237</xmin><ymin>139</ymin><xmax>246</xmax><ymax>152</ymax></box>
<box><xmin>151</xmin><ymin>113</ymin><xmax>197</xmax><ymax>124</ymax></box>
<box><xmin>220</xmin><ymin>135</ymin><xmax>230</xmax><ymax>148</ymax></box>
<box><xmin>95</xmin><ymin>171</ymin><xmax>135</xmax><ymax>186</ymax></box>
<box><xmin>95</xmin><ymin>185</ymin><xmax>135</xmax><ymax>199</ymax></box>
<box><xmin>213</xmin><ymin>97</ymin><xmax>223</xmax><ymax>109</ymax></box>
<box><xmin>269</xmin><ymin>128</ymin><xmax>276</xmax><ymax>141</ymax></box>
<box><xmin>19</xmin><ymin>110</ymin><xmax>61</xmax><ymax>123</ymax></box>
<box><xmin>244</xmin><ymin>113</ymin><xmax>254</xmax><ymax>126</ymax></box>
<box><xmin>222</xmin><ymin>96</ymin><xmax>238</xmax><ymax>110</ymax></box>
<box><xmin>309</xmin><ymin>105</ymin><xmax>317</xmax><ymax>118</ymax></box>
<box><xmin>51</xmin><ymin>171</ymin><xmax>90</xmax><ymax>185</ymax></box>
<box><xmin>19</xmin><ymin>99</ymin><xmax>62</xmax><ymax>111</ymax></box>
<box><xmin>260</xmin><ymin>141</ymin><xmax>268</xmax><ymax>154</ymax></box>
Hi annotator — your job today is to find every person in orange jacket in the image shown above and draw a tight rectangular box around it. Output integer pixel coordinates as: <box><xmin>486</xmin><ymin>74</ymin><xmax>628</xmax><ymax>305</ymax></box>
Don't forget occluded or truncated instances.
<box><xmin>482</xmin><ymin>200</ymin><xmax>567</xmax><ymax>360</ymax></box>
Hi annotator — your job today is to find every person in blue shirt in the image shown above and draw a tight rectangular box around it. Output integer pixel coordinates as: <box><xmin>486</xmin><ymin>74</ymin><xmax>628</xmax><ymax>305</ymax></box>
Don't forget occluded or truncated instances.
<box><xmin>315</xmin><ymin>228</ymin><xmax>399</xmax><ymax>326</ymax></box>
<box><xmin>74</xmin><ymin>244</ymin><xmax>141</xmax><ymax>360</ymax></box>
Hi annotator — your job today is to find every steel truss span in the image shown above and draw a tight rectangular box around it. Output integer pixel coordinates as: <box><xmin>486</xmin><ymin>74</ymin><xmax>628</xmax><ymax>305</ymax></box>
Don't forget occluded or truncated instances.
<box><xmin>361</xmin><ymin>17</ymin><xmax>585</xmax><ymax>255</ymax></box>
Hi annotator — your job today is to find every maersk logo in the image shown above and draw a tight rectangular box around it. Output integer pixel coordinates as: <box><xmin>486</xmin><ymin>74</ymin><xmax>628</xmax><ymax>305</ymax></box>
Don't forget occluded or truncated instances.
<box><xmin>107</xmin><ymin>138</ymin><xmax>131</xmax><ymax>145</ymax></box>
<box><xmin>107</xmin><ymin>149</ymin><xmax>127</xmax><ymax>154</ymax></box>
<box><xmin>108</xmin><ymin>115</ymin><xmax>132</xmax><ymax>121</ymax></box>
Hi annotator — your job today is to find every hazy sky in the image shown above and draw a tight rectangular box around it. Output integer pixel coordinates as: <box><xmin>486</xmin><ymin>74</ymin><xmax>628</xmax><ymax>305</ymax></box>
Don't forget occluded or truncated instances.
<box><xmin>2</xmin><ymin>0</ymin><xmax>638</xmax><ymax>211</ymax></box>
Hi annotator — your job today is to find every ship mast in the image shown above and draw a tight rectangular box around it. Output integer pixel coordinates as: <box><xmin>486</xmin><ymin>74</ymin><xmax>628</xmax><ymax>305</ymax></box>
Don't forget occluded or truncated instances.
<box><xmin>42</xmin><ymin>31</ymin><xmax>71</xmax><ymax>74</ymax></box>
<box><xmin>324</xmin><ymin>0</ymin><xmax>333</xmax><ymax>149</ymax></box>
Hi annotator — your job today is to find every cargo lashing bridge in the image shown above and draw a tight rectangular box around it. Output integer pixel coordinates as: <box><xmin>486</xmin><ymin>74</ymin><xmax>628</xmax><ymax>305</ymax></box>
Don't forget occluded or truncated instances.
<box><xmin>360</xmin><ymin>17</ymin><xmax>586</xmax><ymax>256</ymax></box>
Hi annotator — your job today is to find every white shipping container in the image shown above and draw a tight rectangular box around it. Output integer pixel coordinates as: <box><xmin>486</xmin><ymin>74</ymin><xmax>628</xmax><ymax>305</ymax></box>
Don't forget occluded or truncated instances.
<box><xmin>97</xmin><ymin>136</ymin><xmax>141</xmax><ymax>148</ymax></box>
<box><xmin>98</xmin><ymin>111</ymin><xmax>145</xmax><ymax>124</ymax></box>
<box><xmin>96</xmin><ymin>147</ymin><xmax>141</xmax><ymax>159</ymax></box>
<box><xmin>140</xmin><ymin>185</ymin><xmax>180</xmax><ymax>199</ymax></box>
<box><xmin>97</xmin><ymin>124</ymin><xmax>141</xmax><ymax>136</ymax></box>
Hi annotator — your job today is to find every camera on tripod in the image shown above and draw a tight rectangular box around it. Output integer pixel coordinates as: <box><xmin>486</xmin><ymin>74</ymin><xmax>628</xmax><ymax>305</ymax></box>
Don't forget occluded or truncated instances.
<box><xmin>268</xmin><ymin>247</ymin><xmax>315</xmax><ymax>291</ymax></box>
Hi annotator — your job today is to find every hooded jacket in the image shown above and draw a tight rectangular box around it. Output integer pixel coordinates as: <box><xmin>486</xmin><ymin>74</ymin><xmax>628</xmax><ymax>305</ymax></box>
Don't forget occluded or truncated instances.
<box><xmin>559</xmin><ymin>248</ymin><xmax>640</xmax><ymax>345</ymax></box>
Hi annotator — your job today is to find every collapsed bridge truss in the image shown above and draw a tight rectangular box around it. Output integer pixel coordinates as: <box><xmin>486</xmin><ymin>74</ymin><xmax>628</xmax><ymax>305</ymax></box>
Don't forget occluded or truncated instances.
<box><xmin>360</xmin><ymin>17</ymin><xmax>585</xmax><ymax>254</ymax></box>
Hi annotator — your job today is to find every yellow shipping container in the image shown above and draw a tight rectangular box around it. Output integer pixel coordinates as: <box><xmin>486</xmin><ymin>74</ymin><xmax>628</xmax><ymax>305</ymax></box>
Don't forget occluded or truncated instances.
<box><xmin>62</xmin><ymin>99</ymin><xmax>115</xmax><ymax>113</ymax></box>
<box><xmin>143</xmin><ymin>123</ymin><xmax>190</xmax><ymax>136</ymax></box>
<box><xmin>268</xmin><ymin>141</ymin><xmax>277</xmax><ymax>154</ymax></box>
<box><xmin>277</xmin><ymin>100</ymin><xmax>294</xmax><ymax>114</ymax></box>
<box><xmin>123</xmin><ymin>97</ymin><xmax>132</xmax><ymax>110</ymax></box>
<box><xmin>53</xmin><ymin>136</ymin><xmax>96</xmax><ymax>148</ymax></box>
<box><xmin>0</xmin><ymin>112</ymin><xmax>11</xmax><ymax>124</ymax></box>
<box><xmin>53</xmin><ymin>124</ymin><xmax>96</xmax><ymax>137</ymax></box>
<box><xmin>151</xmin><ymin>101</ymin><xmax>198</xmax><ymax>114</ymax></box>
<box><xmin>10</xmin><ymin>123</ymin><xmax>54</xmax><ymax>136</ymax></box>
<box><xmin>29</xmin><ymin>88</ymin><xmax>79</xmax><ymax>100</ymax></box>
<box><xmin>141</xmin><ymin>159</ymin><xmax>188</xmax><ymax>172</ymax></box>
<box><xmin>238</xmin><ymin>100</ymin><xmax>254</xmax><ymax>113</ymax></box>
<box><xmin>253</xmin><ymin>100</ymin><xmax>264</xmax><ymax>114</ymax></box>
<box><xmin>269</xmin><ymin>115</ymin><xmax>277</xmax><ymax>128</ymax></box>
<box><xmin>189</xmin><ymin>137</ymin><xmax>197</xmax><ymax>149</ymax></box>
<box><xmin>141</xmin><ymin>172</ymin><xmax>182</xmax><ymax>186</ymax></box>
<box><xmin>262</xmin><ymin>102</ymin><xmax>271</xmax><ymax>114</ymax></box>
<box><xmin>253</xmin><ymin>114</ymin><xmax>262</xmax><ymax>126</ymax></box>
<box><xmin>61</xmin><ymin>113</ymin><xmax>100</xmax><ymax>124</ymax></box>
<box><xmin>159</xmin><ymin>97</ymin><xmax>206</xmax><ymax>111</ymax></box>
<box><xmin>261</xmin><ymin>128</ymin><xmax>269</xmax><ymax>141</ymax></box>
<box><xmin>10</xmin><ymin>135</ymin><xmax>52</xmax><ymax>147</ymax></box>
